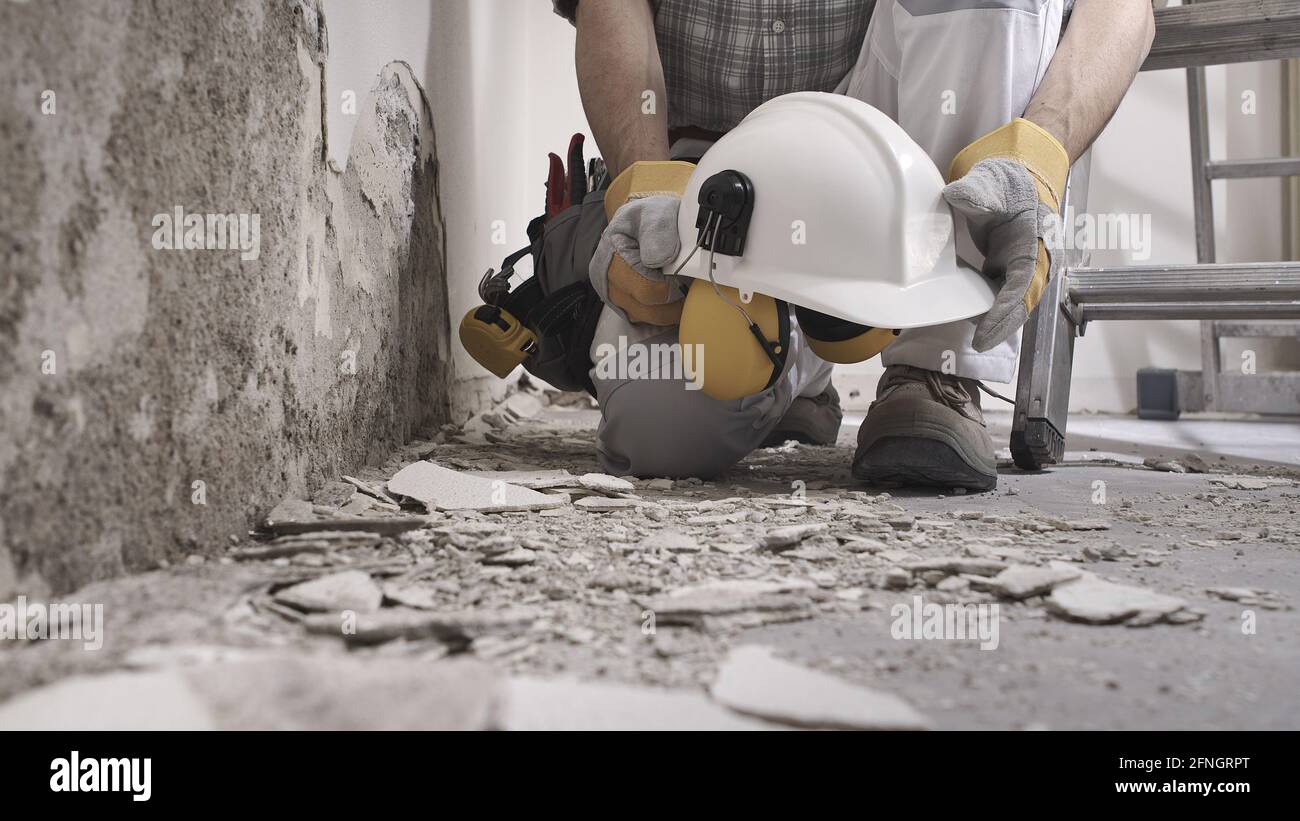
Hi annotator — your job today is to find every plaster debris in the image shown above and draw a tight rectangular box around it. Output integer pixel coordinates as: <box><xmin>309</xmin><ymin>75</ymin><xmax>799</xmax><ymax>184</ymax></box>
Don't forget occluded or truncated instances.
<box><xmin>763</xmin><ymin>522</ymin><xmax>830</xmax><ymax>550</ymax></box>
<box><xmin>641</xmin><ymin>530</ymin><xmax>703</xmax><ymax>553</ymax></box>
<box><xmin>387</xmin><ymin>461</ymin><xmax>566</xmax><ymax>513</ymax></box>
<box><xmin>640</xmin><ymin>579</ymin><xmax>816</xmax><ymax>631</ymax></box>
<box><xmin>974</xmin><ymin>565</ymin><xmax>1081</xmax><ymax>600</ymax></box>
<box><xmin>482</xmin><ymin>547</ymin><xmax>537</xmax><ymax>567</ymax></box>
<box><xmin>341</xmin><ymin>475</ymin><xmax>402</xmax><ymax>506</ymax></box>
<box><xmin>1205</xmin><ymin>587</ymin><xmax>1284</xmax><ymax>607</ymax></box>
<box><xmin>230</xmin><ymin>530</ymin><xmax>384</xmax><ymax>560</ymax></box>
<box><xmin>577</xmin><ymin>473</ymin><xmax>637</xmax><ymax>494</ymax></box>
<box><xmin>465</xmin><ymin>469</ymin><xmax>576</xmax><ymax>490</ymax></box>
<box><xmin>1047</xmin><ymin>577</ymin><xmax>1194</xmax><ymax>625</ymax></box>
<box><xmin>574</xmin><ymin>496</ymin><xmax>640</xmax><ymax>511</ymax></box>
<box><xmin>273</xmin><ymin>570</ymin><xmax>383</xmax><ymax>613</ymax></box>
<box><xmin>1144</xmin><ymin>454</ymin><xmax>1209</xmax><ymax>474</ymax></box>
<box><xmin>904</xmin><ymin>557</ymin><xmax>1007</xmax><ymax>577</ymax></box>
<box><xmin>710</xmin><ymin>646</ymin><xmax>930</xmax><ymax>730</ymax></box>
<box><xmin>1208</xmin><ymin>476</ymin><xmax>1277</xmax><ymax>491</ymax></box>
<box><xmin>785</xmin><ymin>546</ymin><xmax>838</xmax><ymax>562</ymax></box>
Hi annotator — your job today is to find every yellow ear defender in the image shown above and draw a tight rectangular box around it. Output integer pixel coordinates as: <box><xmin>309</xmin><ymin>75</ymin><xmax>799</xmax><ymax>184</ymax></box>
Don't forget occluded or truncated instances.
<box><xmin>679</xmin><ymin>279</ymin><xmax>789</xmax><ymax>401</ymax></box>
<box><xmin>794</xmin><ymin>306</ymin><xmax>898</xmax><ymax>364</ymax></box>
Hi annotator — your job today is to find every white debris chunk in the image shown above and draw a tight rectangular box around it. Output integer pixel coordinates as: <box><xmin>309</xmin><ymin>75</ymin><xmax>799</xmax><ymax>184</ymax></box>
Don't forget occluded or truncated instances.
<box><xmin>1047</xmin><ymin>577</ymin><xmax>1192</xmax><ymax>625</ymax></box>
<box><xmin>465</xmin><ymin>469</ymin><xmax>576</xmax><ymax>490</ymax></box>
<box><xmin>710</xmin><ymin>645</ymin><xmax>930</xmax><ymax>730</ymax></box>
<box><xmin>273</xmin><ymin>570</ymin><xmax>383</xmax><ymax>613</ymax></box>
<box><xmin>575</xmin><ymin>496</ymin><xmax>639</xmax><ymax>511</ymax></box>
<box><xmin>576</xmin><ymin>473</ymin><xmax>636</xmax><ymax>494</ymax></box>
<box><xmin>640</xmin><ymin>530</ymin><xmax>702</xmax><ymax>553</ymax></box>
<box><xmin>974</xmin><ymin>565</ymin><xmax>1081</xmax><ymax>600</ymax></box>
<box><xmin>762</xmin><ymin>523</ymin><xmax>830</xmax><ymax>550</ymax></box>
<box><xmin>387</xmin><ymin>461</ymin><xmax>566</xmax><ymax>513</ymax></box>
<box><xmin>1209</xmin><ymin>476</ymin><xmax>1281</xmax><ymax>490</ymax></box>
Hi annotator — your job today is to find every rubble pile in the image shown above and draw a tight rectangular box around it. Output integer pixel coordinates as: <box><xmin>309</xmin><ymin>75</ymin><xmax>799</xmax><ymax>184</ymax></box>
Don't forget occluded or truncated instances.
<box><xmin>2</xmin><ymin>387</ymin><xmax>1296</xmax><ymax>729</ymax></box>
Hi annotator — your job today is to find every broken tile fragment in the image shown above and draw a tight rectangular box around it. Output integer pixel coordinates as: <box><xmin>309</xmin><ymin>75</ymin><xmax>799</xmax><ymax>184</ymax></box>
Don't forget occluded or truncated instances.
<box><xmin>577</xmin><ymin>473</ymin><xmax>636</xmax><ymax>494</ymax></box>
<box><xmin>465</xmin><ymin>469</ymin><xmax>576</xmax><ymax>490</ymax></box>
<box><xmin>482</xmin><ymin>547</ymin><xmax>537</xmax><ymax>567</ymax></box>
<box><xmin>1046</xmin><ymin>577</ymin><xmax>1191</xmax><ymax>625</ymax></box>
<box><xmin>574</xmin><ymin>496</ymin><xmax>639</xmax><ymax>511</ymax></box>
<box><xmin>230</xmin><ymin>530</ymin><xmax>384</xmax><ymax>560</ymax></box>
<box><xmin>709</xmin><ymin>645</ymin><xmax>930</xmax><ymax>730</ymax></box>
<box><xmin>640</xmin><ymin>579</ymin><xmax>816</xmax><ymax>631</ymax></box>
<box><xmin>784</xmin><ymin>546</ymin><xmax>837</xmax><ymax>562</ymax></box>
<box><xmin>273</xmin><ymin>570</ymin><xmax>383</xmax><ymax>613</ymax></box>
<box><xmin>973</xmin><ymin>565</ymin><xmax>1081</xmax><ymax>600</ymax></box>
<box><xmin>763</xmin><ymin>523</ymin><xmax>829</xmax><ymax>551</ymax></box>
<box><xmin>1208</xmin><ymin>476</ymin><xmax>1273</xmax><ymax>490</ymax></box>
<box><xmin>341</xmin><ymin>475</ymin><xmax>402</xmax><ymax>506</ymax></box>
<box><xmin>387</xmin><ymin>461</ymin><xmax>566</xmax><ymax>513</ymax></box>
<box><xmin>903</xmin><ymin>557</ymin><xmax>1007</xmax><ymax>577</ymax></box>
<box><xmin>640</xmin><ymin>530</ymin><xmax>702</xmax><ymax>553</ymax></box>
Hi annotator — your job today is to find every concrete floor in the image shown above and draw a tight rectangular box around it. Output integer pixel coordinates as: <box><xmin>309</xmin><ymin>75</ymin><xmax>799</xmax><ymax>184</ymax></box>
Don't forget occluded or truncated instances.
<box><xmin>1</xmin><ymin>400</ymin><xmax>1296</xmax><ymax>730</ymax></box>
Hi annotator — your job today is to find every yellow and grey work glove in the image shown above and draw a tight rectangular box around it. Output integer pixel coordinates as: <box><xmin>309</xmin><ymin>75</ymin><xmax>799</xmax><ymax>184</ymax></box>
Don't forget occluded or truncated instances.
<box><xmin>590</xmin><ymin>161</ymin><xmax>695</xmax><ymax>326</ymax></box>
<box><xmin>944</xmin><ymin>118</ymin><xmax>1069</xmax><ymax>352</ymax></box>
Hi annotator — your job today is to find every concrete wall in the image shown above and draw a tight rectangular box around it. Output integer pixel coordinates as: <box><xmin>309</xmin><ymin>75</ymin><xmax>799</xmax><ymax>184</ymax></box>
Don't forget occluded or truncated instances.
<box><xmin>0</xmin><ymin>0</ymin><xmax>452</xmax><ymax>595</ymax></box>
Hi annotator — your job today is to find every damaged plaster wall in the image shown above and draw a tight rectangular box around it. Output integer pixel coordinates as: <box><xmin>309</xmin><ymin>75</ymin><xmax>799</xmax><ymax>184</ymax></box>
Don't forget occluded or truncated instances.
<box><xmin>0</xmin><ymin>0</ymin><xmax>451</xmax><ymax>595</ymax></box>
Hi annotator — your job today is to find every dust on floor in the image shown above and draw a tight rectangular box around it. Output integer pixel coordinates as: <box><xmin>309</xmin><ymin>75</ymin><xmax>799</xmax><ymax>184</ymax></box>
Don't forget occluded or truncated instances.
<box><xmin>1</xmin><ymin>388</ymin><xmax>1296</xmax><ymax>730</ymax></box>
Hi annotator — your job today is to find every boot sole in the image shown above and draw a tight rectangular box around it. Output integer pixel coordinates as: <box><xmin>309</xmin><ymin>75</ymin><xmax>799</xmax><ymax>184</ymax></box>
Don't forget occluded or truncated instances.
<box><xmin>852</xmin><ymin>402</ymin><xmax>997</xmax><ymax>491</ymax></box>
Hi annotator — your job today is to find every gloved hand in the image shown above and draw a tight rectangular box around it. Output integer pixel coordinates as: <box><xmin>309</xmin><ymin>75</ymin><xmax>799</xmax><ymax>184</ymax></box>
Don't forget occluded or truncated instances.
<box><xmin>943</xmin><ymin>118</ymin><xmax>1069</xmax><ymax>352</ymax></box>
<box><xmin>590</xmin><ymin>160</ymin><xmax>695</xmax><ymax>325</ymax></box>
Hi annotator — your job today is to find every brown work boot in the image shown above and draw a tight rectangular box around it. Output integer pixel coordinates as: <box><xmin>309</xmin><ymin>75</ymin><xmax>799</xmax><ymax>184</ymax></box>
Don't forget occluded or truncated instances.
<box><xmin>852</xmin><ymin>365</ymin><xmax>998</xmax><ymax>491</ymax></box>
<box><xmin>762</xmin><ymin>384</ymin><xmax>843</xmax><ymax>447</ymax></box>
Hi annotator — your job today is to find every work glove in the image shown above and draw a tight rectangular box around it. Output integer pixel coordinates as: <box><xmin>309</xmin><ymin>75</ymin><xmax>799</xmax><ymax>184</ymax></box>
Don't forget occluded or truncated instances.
<box><xmin>943</xmin><ymin>118</ymin><xmax>1070</xmax><ymax>352</ymax></box>
<box><xmin>590</xmin><ymin>160</ymin><xmax>695</xmax><ymax>325</ymax></box>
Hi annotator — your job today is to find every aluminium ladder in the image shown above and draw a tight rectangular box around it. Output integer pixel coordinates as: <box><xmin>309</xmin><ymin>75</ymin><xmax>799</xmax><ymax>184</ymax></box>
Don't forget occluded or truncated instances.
<box><xmin>1010</xmin><ymin>0</ymin><xmax>1300</xmax><ymax>470</ymax></box>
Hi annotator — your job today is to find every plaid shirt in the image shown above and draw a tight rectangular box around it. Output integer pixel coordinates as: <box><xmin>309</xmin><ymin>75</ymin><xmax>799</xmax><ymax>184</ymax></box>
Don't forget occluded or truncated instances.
<box><xmin>555</xmin><ymin>0</ymin><xmax>875</xmax><ymax>133</ymax></box>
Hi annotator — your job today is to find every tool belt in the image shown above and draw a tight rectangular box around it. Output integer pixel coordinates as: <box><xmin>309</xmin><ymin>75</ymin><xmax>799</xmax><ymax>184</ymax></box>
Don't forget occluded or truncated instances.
<box><xmin>459</xmin><ymin>135</ymin><xmax>609</xmax><ymax>396</ymax></box>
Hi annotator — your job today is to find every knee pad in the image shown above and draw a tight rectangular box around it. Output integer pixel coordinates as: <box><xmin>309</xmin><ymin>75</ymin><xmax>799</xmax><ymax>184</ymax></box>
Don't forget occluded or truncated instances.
<box><xmin>678</xmin><ymin>278</ymin><xmax>790</xmax><ymax>401</ymax></box>
<box><xmin>795</xmin><ymin>305</ymin><xmax>897</xmax><ymax>364</ymax></box>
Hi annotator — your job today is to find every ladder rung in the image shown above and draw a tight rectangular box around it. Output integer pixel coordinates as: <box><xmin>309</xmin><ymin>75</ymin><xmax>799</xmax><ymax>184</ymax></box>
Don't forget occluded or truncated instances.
<box><xmin>1205</xmin><ymin>157</ymin><xmax>1300</xmax><ymax>179</ymax></box>
<box><xmin>1079</xmin><ymin>302</ymin><xmax>1300</xmax><ymax>321</ymax></box>
<box><xmin>1144</xmin><ymin>0</ymin><xmax>1300</xmax><ymax>71</ymax></box>
<box><xmin>1069</xmin><ymin>263</ymin><xmax>1300</xmax><ymax>304</ymax></box>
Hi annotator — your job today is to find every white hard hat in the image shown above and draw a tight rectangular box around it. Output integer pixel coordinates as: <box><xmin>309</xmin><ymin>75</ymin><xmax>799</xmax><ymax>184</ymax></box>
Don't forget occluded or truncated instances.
<box><xmin>671</xmin><ymin>91</ymin><xmax>994</xmax><ymax>329</ymax></box>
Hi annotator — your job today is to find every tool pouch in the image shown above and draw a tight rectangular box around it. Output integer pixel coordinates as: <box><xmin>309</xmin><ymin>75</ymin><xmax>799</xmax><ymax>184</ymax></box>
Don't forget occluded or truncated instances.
<box><xmin>462</xmin><ymin>185</ymin><xmax>609</xmax><ymax>396</ymax></box>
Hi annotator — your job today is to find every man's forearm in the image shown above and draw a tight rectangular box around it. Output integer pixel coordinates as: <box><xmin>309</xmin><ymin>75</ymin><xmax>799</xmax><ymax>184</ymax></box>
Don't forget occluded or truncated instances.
<box><xmin>575</xmin><ymin>0</ymin><xmax>670</xmax><ymax>177</ymax></box>
<box><xmin>1023</xmin><ymin>0</ymin><xmax>1155</xmax><ymax>161</ymax></box>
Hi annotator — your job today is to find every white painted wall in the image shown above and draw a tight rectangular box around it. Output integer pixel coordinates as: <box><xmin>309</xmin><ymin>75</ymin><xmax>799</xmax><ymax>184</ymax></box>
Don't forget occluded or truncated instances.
<box><xmin>322</xmin><ymin>0</ymin><xmax>591</xmax><ymax>415</ymax></box>
<box><xmin>321</xmin><ymin>1</ymin><xmax>1289</xmax><ymax>413</ymax></box>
